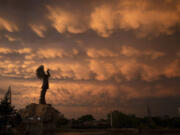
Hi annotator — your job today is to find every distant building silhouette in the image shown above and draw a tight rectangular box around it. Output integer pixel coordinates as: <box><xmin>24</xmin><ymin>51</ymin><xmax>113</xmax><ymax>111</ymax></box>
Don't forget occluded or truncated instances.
<box><xmin>178</xmin><ymin>107</ymin><xmax>180</xmax><ymax>116</ymax></box>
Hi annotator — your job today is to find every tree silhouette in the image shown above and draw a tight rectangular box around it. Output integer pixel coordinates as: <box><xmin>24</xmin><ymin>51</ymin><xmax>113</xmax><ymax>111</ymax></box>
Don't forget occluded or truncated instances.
<box><xmin>0</xmin><ymin>86</ymin><xmax>22</xmax><ymax>130</ymax></box>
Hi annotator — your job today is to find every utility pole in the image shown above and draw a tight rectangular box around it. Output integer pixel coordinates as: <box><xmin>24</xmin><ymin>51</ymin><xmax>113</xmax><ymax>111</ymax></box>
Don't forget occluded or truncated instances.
<box><xmin>110</xmin><ymin>111</ymin><xmax>113</xmax><ymax>128</ymax></box>
<box><xmin>8</xmin><ymin>86</ymin><xmax>11</xmax><ymax>104</ymax></box>
<box><xmin>147</xmin><ymin>104</ymin><xmax>151</xmax><ymax>118</ymax></box>
<box><xmin>147</xmin><ymin>104</ymin><xmax>154</xmax><ymax>126</ymax></box>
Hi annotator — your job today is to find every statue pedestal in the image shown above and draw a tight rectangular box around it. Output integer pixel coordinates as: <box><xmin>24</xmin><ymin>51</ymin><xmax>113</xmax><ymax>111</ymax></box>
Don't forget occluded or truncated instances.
<box><xmin>19</xmin><ymin>103</ymin><xmax>61</xmax><ymax>134</ymax></box>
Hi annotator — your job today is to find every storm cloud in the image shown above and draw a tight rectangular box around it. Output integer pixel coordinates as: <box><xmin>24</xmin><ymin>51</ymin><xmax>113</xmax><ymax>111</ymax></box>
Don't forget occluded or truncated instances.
<box><xmin>0</xmin><ymin>0</ymin><xmax>180</xmax><ymax>118</ymax></box>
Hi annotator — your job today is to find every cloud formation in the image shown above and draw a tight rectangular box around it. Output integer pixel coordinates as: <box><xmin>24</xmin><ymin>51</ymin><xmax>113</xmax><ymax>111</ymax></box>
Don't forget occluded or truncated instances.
<box><xmin>0</xmin><ymin>17</ymin><xmax>18</xmax><ymax>32</ymax></box>
<box><xmin>0</xmin><ymin>46</ymin><xmax>175</xmax><ymax>82</ymax></box>
<box><xmin>47</xmin><ymin>5</ymin><xmax>88</xmax><ymax>34</ymax></box>
<box><xmin>90</xmin><ymin>0</ymin><xmax>180</xmax><ymax>37</ymax></box>
<box><xmin>30</xmin><ymin>24</ymin><xmax>47</xmax><ymax>38</ymax></box>
<box><xmin>0</xmin><ymin>0</ymin><xmax>180</xmax><ymax>38</ymax></box>
<box><xmin>45</xmin><ymin>0</ymin><xmax>180</xmax><ymax>37</ymax></box>
<box><xmin>0</xmin><ymin>0</ymin><xmax>180</xmax><ymax>118</ymax></box>
<box><xmin>121</xmin><ymin>46</ymin><xmax>165</xmax><ymax>59</ymax></box>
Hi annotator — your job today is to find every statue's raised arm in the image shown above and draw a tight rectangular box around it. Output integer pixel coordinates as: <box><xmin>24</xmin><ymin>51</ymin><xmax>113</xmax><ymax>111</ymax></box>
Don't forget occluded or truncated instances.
<box><xmin>47</xmin><ymin>69</ymin><xmax>50</xmax><ymax>77</ymax></box>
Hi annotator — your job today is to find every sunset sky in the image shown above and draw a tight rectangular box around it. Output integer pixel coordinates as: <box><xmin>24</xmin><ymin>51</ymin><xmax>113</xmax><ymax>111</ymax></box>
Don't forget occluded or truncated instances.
<box><xmin>0</xmin><ymin>0</ymin><xmax>180</xmax><ymax>119</ymax></box>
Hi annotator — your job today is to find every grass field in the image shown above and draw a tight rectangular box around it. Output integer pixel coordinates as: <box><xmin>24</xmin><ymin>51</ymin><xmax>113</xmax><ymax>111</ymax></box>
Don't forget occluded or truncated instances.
<box><xmin>53</xmin><ymin>129</ymin><xmax>180</xmax><ymax>135</ymax></box>
<box><xmin>5</xmin><ymin>127</ymin><xmax>180</xmax><ymax>135</ymax></box>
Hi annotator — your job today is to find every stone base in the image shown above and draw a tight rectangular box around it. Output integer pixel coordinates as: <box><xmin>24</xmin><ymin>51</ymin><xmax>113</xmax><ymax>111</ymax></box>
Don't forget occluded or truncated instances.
<box><xmin>18</xmin><ymin>103</ymin><xmax>62</xmax><ymax>134</ymax></box>
<box><xmin>19</xmin><ymin>103</ymin><xmax>61</xmax><ymax>123</ymax></box>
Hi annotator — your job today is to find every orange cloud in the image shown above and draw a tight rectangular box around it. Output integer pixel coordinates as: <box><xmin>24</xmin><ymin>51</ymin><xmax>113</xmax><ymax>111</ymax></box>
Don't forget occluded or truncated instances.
<box><xmin>5</xmin><ymin>35</ymin><xmax>18</xmax><ymax>42</ymax></box>
<box><xmin>0</xmin><ymin>48</ymin><xmax>12</xmax><ymax>54</ymax></box>
<box><xmin>121</xmin><ymin>46</ymin><xmax>165</xmax><ymax>59</ymax></box>
<box><xmin>47</xmin><ymin>5</ymin><xmax>87</xmax><ymax>34</ymax></box>
<box><xmin>90</xmin><ymin>5</ymin><xmax>115</xmax><ymax>38</ymax></box>
<box><xmin>164</xmin><ymin>59</ymin><xmax>180</xmax><ymax>78</ymax></box>
<box><xmin>0</xmin><ymin>46</ymin><xmax>167</xmax><ymax>81</ymax></box>
<box><xmin>0</xmin><ymin>48</ymin><xmax>31</xmax><ymax>54</ymax></box>
<box><xmin>37</xmin><ymin>48</ymin><xmax>65</xmax><ymax>59</ymax></box>
<box><xmin>87</xmin><ymin>48</ymin><xmax>119</xmax><ymax>58</ymax></box>
<box><xmin>36</xmin><ymin>48</ymin><xmax>79</xmax><ymax>59</ymax></box>
<box><xmin>46</xmin><ymin>0</ymin><xmax>180</xmax><ymax>37</ymax></box>
<box><xmin>16</xmin><ymin>48</ymin><xmax>32</xmax><ymax>54</ymax></box>
<box><xmin>30</xmin><ymin>24</ymin><xmax>47</xmax><ymax>38</ymax></box>
<box><xmin>118</xmin><ymin>2</ymin><xmax>180</xmax><ymax>37</ymax></box>
<box><xmin>121</xmin><ymin>46</ymin><xmax>140</xmax><ymax>57</ymax></box>
<box><xmin>0</xmin><ymin>17</ymin><xmax>18</xmax><ymax>32</ymax></box>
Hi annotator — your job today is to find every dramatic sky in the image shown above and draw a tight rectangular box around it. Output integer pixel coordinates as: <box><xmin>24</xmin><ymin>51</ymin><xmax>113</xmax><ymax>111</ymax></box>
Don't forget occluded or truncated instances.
<box><xmin>0</xmin><ymin>0</ymin><xmax>180</xmax><ymax>119</ymax></box>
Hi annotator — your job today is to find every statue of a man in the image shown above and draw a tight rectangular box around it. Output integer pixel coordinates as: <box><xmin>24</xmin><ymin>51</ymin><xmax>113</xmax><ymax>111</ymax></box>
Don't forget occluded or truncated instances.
<box><xmin>36</xmin><ymin>65</ymin><xmax>50</xmax><ymax>104</ymax></box>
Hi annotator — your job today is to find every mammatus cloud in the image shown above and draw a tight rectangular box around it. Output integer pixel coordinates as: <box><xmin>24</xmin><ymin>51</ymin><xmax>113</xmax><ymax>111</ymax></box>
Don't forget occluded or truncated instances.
<box><xmin>90</xmin><ymin>5</ymin><xmax>115</xmax><ymax>38</ymax></box>
<box><xmin>0</xmin><ymin>47</ymin><xmax>31</xmax><ymax>54</ymax></box>
<box><xmin>90</xmin><ymin>0</ymin><xmax>180</xmax><ymax>37</ymax></box>
<box><xmin>87</xmin><ymin>48</ymin><xmax>119</xmax><ymax>58</ymax></box>
<box><xmin>0</xmin><ymin>0</ymin><xmax>180</xmax><ymax>118</ymax></box>
<box><xmin>86</xmin><ymin>46</ymin><xmax>165</xmax><ymax>59</ymax></box>
<box><xmin>29</xmin><ymin>24</ymin><xmax>47</xmax><ymax>38</ymax></box>
<box><xmin>45</xmin><ymin>0</ymin><xmax>180</xmax><ymax>37</ymax></box>
<box><xmin>47</xmin><ymin>5</ymin><xmax>88</xmax><ymax>34</ymax></box>
<box><xmin>37</xmin><ymin>48</ymin><xmax>66</xmax><ymax>59</ymax></box>
<box><xmin>36</xmin><ymin>48</ymin><xmax>79</xmax><ymax>59</ymax></box>
<box><xmin>0</xmin><ymin>46</ymin><xmax>175</xmax><ymax>81</ymax></box>
<box><xmin>0</xmin><ymin>0</ymin><xmax>179</xmax><ymax>38</ymax></box>
<box><xmin>5</xmin><ymin>35</ymin><xmax>19</xmax><ymax>42</ymax></box>
<box><xmin>0</xmin><ymin>48</ymin><xmax>12</xmax><ymax>54</ymax></box>
<box><xmin>121</xmin><ymin>46</ymin><xmax>165</xmax><ymax>59</ymax></box>
<box><xmin>0</xmin><ymin>17</ymin><xmax>18</xmax><ymax>32</ymax></box>
<box><xmin>164</xmin><ymin>59</ymin><xmax>180</xmax><ymax>78</ymax></box>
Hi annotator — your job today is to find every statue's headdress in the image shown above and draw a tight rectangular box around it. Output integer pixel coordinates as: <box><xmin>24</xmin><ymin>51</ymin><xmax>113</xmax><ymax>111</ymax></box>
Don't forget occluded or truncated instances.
<box><xmin>36</xmin><ymin>65</ymin><xmax>45</xmax><ymax>80</ymax></box>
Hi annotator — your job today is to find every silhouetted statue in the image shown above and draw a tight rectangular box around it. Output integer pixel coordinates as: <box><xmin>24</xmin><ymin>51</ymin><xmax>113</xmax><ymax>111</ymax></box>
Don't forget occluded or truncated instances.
<box><xmin>36</xmin><ymin>65</ymin><xmax>50</xmax><ymax>104</ymax></box>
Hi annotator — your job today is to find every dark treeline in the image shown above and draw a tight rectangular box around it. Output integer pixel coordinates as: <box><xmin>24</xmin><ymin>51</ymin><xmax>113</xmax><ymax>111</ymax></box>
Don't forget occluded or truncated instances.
<box><xmin>1</xmin><ymin>100</ymin><xmax>180</xmax><ymax>130</ymax></box>
<box><xmin>0</xmin><ymin>92</ymin><xmax>22</xmax><ymax>131</ymax></box>
<box><xmin>107</xmin><ymin>110</ymin><xmax>180</xmax><ymax>129</ymax></box>
<box><xmin>57</xmin><ymin>110</ymin><xmax>180</xmax><ymax>129</ymax></box>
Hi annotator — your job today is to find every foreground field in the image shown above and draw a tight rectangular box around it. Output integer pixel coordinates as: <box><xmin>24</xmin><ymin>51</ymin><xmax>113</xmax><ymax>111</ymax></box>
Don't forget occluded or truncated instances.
<box><xmin>53</xmin><ymin>129</ymin><xmax>180</xmax><ymax>135</ymax></box>
<box><xmin>6</xmin><ymin>128</ymin><xmax>180</xmax><ymax>135</ymax></box>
